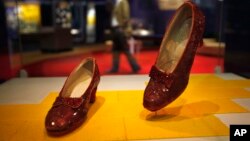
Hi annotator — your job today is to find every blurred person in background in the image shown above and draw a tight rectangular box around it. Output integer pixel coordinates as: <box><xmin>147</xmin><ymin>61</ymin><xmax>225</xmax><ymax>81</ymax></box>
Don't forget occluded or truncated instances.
<box><xmin>106</xmin><ymin>0</ymin><xmax>141</xmax><ymax>73</ymax></box>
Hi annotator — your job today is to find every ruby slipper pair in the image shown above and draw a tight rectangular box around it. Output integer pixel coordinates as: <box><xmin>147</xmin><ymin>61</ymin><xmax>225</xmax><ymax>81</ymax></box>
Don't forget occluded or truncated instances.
<box><xmin>45</xmin><ymin>1</ymin><xmax>205</xmax><ymax>136</ymax></box>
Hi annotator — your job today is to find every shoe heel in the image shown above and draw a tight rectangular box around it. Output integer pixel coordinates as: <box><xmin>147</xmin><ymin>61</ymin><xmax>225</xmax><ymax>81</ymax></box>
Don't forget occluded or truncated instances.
<box><xmin>90</xmin><ymin>87</ymin><xmax>97</xmax><ymax>103</ymax></box>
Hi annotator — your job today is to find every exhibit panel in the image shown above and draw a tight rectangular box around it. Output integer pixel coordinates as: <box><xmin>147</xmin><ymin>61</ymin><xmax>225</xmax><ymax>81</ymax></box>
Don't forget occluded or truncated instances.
<box><xmin>15</xmin><ymin>0</ymin><xmax>74</xmax><ymax>52</ymax></box>
<box><xmin>18</xmin><ymin>1</ymin><xmax>41</xmax><ymax>33</ymax></box>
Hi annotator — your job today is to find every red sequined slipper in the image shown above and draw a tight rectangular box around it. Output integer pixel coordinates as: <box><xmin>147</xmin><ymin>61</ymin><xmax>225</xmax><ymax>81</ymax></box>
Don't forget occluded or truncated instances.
<box><xmin>143</xmin><ymin>1</ymin><xmax>205</xmax><ymax>111</ymax></box>
<box><xmin>45</xmin><ymin>58</ymin><xmax>100</xmax><ymax>136</ymax></box>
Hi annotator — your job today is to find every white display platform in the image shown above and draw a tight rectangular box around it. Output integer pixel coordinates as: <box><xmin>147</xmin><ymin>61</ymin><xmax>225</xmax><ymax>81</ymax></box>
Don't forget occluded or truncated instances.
<box><xmin>0</xmin><ymin>73</ymin><xmax>249</xmax><ymax>141</ymax></box>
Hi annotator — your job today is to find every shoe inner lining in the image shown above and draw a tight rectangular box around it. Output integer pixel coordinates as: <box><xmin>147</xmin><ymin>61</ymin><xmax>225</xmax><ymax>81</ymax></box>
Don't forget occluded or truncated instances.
<box><xmin>68</xmin><ymin>71</ymin><xmax>92</xmax><ymax>98</ymax></box>
<box><xmin>62</xmin><ymin>60</ymin><xmax>93</xmax><ymax>98</ymax></box>
<box><xmin>156</xmin><ymin>6</ymin><xmax>192</xmax><ymax>73</ymax></box>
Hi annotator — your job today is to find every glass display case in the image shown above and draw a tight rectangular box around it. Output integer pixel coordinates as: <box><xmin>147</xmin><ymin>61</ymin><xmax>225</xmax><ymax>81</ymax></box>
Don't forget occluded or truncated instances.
<box><xmin>0</xmin><ymin>0</ymin><xmax>249</xmax><ymax>80</ymax></box>
<box><xmin>54</xmin><ymin>1</ymin><xmax>72</xmax><ymax>28</ymax></box>
<box><xmin>0</xmin><ymin>1</ymin><xmax>22</xmax><ymax>82</ymax></box>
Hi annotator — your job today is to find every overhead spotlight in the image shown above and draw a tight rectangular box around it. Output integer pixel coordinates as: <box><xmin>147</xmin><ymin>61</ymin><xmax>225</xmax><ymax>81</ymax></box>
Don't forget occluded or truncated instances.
<box><xmin>71</xmin><ymin>29</ymin><xmax>80</xmax><ymax>35</ymax></box>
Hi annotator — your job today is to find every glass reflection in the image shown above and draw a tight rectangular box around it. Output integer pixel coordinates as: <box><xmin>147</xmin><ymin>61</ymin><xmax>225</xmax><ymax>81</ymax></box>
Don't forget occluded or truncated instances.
<box><xmin>0</xmin><ymin>0</ymin><xmax>22</xmax><ymax>83</ymax></box>
<box><xmin>2</xmin><ymin>0</ymin><xmax>248</xmax><ymax>80</ymax></box>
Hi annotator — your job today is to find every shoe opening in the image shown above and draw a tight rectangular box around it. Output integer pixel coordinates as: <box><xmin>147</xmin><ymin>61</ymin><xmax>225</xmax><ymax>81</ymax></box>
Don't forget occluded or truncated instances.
<box><xmin>156</xmin><ymin>4</ymin><xmax>193</xmax><ymax>73</ymax></box>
